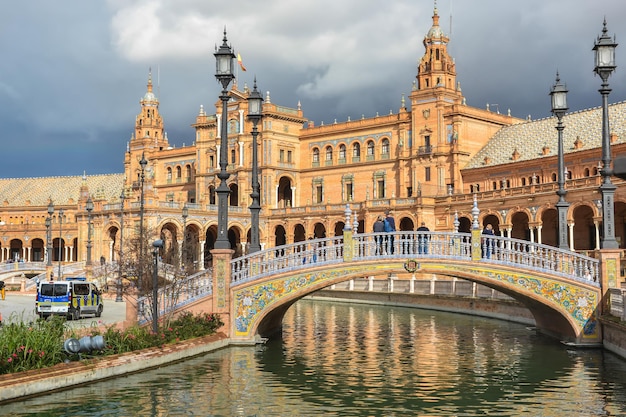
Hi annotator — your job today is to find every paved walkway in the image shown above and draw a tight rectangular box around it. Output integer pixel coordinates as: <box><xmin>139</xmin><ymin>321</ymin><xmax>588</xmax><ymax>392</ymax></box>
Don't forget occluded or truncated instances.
<box><xmin>0</xmin><ymin>292</ymin><xmax>127</xmax><ymax>329</ymax></box>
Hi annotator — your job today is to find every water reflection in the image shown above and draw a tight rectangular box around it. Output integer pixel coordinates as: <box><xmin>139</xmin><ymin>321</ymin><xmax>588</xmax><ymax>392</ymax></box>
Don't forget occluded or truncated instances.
<box><xmin>2</xmin><ymin>299</ymin><xmax>626</xmax><ymax>416</ymax></box>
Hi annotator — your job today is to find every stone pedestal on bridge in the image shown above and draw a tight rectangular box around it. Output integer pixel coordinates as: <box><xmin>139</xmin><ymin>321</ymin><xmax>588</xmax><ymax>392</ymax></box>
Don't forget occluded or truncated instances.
<box><xmin>598</xmin><ymin>249</ymin><xmax>623</xmax><ymax>315</ymax></box>
<box><xmin>211</xmin><ymin>248</ymin><xmax>234</xmax><ymax>338</ymax></box>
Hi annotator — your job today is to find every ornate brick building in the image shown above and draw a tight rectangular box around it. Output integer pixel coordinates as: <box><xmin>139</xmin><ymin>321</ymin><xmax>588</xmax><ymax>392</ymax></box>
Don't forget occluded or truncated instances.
<box><xmin>1</xmin><ymin>7</ymin><xmax>625</xmax><ymax>276</ymax></box>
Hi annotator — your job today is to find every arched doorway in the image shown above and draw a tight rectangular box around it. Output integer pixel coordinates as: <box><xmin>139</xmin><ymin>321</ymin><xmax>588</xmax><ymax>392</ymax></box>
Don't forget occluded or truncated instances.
<box><xmin>541</xmin><ymin>208</ymin><xmax>558</xmax><ymax>247</ymax></box>
<box><xmin>229</xmin><ymin>184</ymin><xmax>239</xmax><ymax>206</ymax></box>
<box><xmin>511</xmin><ymin>212</ymin><xmax>530</xmax><ymax>241</ymax></box>
<box><xmin>277</xmin><ymin>176</ymin><xmax>293</xmax><ymax>208</ymax></box>
<box><xmin>275</xmin><ymin>225</ymin><xmax>286</xmax><ymax>247</ymax></box>
<box><xmin>160</xmin><ymin>224</ymin><xmax>178</xmax><ymax>265</ymax></box>
<box><xmin>204</xmin><ymin>226</ymin><xmax>217</xmax><ymax>268</ymax></box>
<box><xmin>399</xmin><ymin>217</ymin><xmax>415</xmax><ymax>231</ymax></box>
<box><xmin>458</xmin><ymin>216</ymin><xmax>471</xmax><ymax>233</ymax></box>
<box><xmin>313</xmin><ymin>223</ymin><xmax>326</xmax><ymax>239</ymax></box>
<box><xmin>31</xmin><ymin>238</ymin><xmax>44</xmax><ymax>262</ymax></box>
<box><xmin>334</xmin><ymin>222</ymin><xmax>345</xmax><ymax>236</ymax></box>
<box><xmin>293</xmin><ymin>224</ymin><xmax>306</xmax><ymax>243</ymax></box>
<box><xmin>482</xmin><ymin>214</ymin><xmax>500</xmax><ymax>235</ymax></box>
<box><xmin>573</xmin><ymin>205</ymin><xmax>595</xmax><ymax>250</ymax></box>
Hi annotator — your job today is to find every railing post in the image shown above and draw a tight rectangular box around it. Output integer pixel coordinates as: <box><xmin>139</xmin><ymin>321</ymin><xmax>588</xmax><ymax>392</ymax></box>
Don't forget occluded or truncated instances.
<box><xmin>343</xmin><ymin>227</ymin><xmax>354</xmax><ymax>262</ymax></box>
<box><xmin>471</xmin><ymin>228</ymin><xmax>482</xmax><ymax>261</ymax></box>
<box><xmin>211</xmin><ymin>248</ymin><xmax>234</xmax><ymax>338</ymax></box>
<box><xmin>598</xmin><ymin>249</ymin><xmax>622</xmax><ymax>316</ymax></box>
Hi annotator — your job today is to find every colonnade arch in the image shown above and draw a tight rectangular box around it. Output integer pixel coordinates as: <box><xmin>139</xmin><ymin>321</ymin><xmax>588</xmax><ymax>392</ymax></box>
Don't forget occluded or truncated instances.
<box><xmin>277</xmin><ymin>176</ymin><xmax>293</xmax><ymax>208</ymax></box>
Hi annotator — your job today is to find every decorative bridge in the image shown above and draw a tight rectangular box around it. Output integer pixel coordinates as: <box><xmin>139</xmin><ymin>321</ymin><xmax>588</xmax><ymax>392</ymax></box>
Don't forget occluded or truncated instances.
<box><xmin>142</xmin><ymin>228</ymin><xmax>618</xmax><ymax>347</ymax></box>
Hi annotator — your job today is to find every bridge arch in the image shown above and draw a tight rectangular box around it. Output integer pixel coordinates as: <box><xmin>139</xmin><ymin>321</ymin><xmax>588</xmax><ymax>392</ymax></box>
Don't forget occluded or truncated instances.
<box><xmin>239</xmin><ymin>259</ymin><xmax>595</xmax><ymax>344</ymax></box>
<box><xmin>225</xmin><ymin>231</ymin><xmax>603</xmax><ymax>346</ymax></box>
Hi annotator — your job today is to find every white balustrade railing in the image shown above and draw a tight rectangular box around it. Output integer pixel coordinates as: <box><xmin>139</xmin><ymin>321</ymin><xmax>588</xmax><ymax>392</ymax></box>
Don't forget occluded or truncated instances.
<box><xmin>231</xmin><ymin>231</ymin><xmax>600</xmax><ymax>288</ymax></box>
<box><xmin>137</xmin><ymin>268</ymin><xmax>213</xmax><ymax>325</ymax></box>
<box><xmin>479</xmin><ymin>235</ymin><xmax>599</xmax><ymax>285</ymax></box>
<box><xmin>231</xmin><ymin>236</ymin><xmax>345</xmax><ymax>285</ymax></box>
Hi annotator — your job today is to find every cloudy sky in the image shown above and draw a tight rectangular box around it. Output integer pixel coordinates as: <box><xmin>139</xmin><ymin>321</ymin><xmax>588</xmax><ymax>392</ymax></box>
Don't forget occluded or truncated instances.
<box><xmin>1</xmin><ymin>0</ymin><xmax>626</xmax><ymax>178</ymax></box>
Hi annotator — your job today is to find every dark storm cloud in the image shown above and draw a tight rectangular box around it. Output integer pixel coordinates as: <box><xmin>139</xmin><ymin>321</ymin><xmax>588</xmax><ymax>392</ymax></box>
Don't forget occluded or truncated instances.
<box><xmin>1</xmin><ymin>0</ymin><xmax>625</xmax><ymax>178</ymax></box>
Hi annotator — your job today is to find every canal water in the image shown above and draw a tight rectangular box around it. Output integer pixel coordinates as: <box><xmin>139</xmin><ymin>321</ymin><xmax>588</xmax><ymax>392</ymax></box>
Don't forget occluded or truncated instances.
<box><xmin>3</xmin><ymin>299</ymin><xmax>626</xmax><ymax>416</ymax></box>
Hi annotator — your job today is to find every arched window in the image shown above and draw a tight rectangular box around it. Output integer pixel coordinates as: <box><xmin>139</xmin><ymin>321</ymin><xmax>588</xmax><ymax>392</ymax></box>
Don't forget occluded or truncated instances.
<box><xmin>367</xmin><ymin>141</ymin><xmax>375</xmax><ymax>159</ymax></box>
<box><xmin>551</xmin><ymin>173</ymin><xmax>557</xmax><ymax>182</ymax></box>
<box><xmin>353</xmin><ymin>143</ymin><xmax>361</xmax><ymax>159</ymax></box>
<box><xmin>185</xmin><ymin>164</ymin><xmax>192</xmax><ymax>181</ymax></box>
<box><xmin>167</xmin><ymin>167</ymin><xmax>172</xmax><ymax>183</ymax></box>
<box><xmin>381</xmin><ymin>139</ymin><xmax>390</xmax><ymax>157</ymax></box>
<box><xmin>339</xmin><ymin>144</ymin><xmax>346</xmax><ymax>161</ymax></box>
<box><xmin>312</xmin><ymin>148</ymin><xmax>320</xmax><ymax>166</ymax></box>
<box><xmin>176</xmin><ymin>166</ymin><xmax>182</xmax><ymax>179</ymax></box>
<box><xmin>231</xmin><ymin>149</ymin><xmax>236</xmax><ymax>164</ymax></box>
<box><xmin>325</xmin><ymin>146</ymin><xmax>333</xmax><ymax>163</ymax></box>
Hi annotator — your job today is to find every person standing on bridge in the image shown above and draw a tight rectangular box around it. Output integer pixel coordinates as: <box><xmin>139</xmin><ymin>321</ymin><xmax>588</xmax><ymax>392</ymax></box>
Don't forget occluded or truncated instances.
<box><xmin>384</xmin><ymin>210</ymin><xmax>396</xmax><ymax>254</ymax></box>
<box><xmin>482</xmin><ymin>223</ymin><xmax>495</xmax><ymax>259</ymax></box>
<box><xmin>373</xmin><ymin>216</ymin><xmax>385</xmax><ymax>255</ymax></box>
<box><xmin>416</xmin><ymin>222</ymin><xmax>430</xmax><ymax>254</ymax></box>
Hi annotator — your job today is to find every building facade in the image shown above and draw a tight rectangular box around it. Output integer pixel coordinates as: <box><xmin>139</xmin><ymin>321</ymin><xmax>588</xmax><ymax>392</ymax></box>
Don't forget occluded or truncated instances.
<box><xmin>1</xmin><ymin>7</ymin><xmax>625</xmax><ymax>277</ymax></box>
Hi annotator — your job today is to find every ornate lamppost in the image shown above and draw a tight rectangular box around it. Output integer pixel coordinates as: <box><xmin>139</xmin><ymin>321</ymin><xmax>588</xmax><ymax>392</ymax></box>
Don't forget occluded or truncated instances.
<box><xmin>117</xmin><ymin>190</ymin><xmax>125</xmax><ymax>302</ymax></box>
<box><xmin>550</xmin><ymin>73</ymin><xmax>569</xmax><ymax>250</ymax></box>
<box><xmin>247</xmin><ymin>78</ymin><xmax>263</xmax><ymax>253</ymax></box>
<box><xmin>57</xmin><ymin>208</ymin><xmax>64</xmax><ymax>279</ymax></box>
<box><xmin>214</xmin><ymin>29</ymin><xmax>236</xmax><ymax>250</ymax></box>
<box><xmin>138</xmin><ymin>152</ymin><xmax>148</xmax><ymax>291</ymax></box>
<box><xmin>594</xmin><ymin>19</ymin><xmax>619</xmax><ymax>249</ymax></box>
<box><xmin>181</xmin><ymin>203</ymin><xmax>188</xmax><ymax>269</ymax></box>
<box><xmin>86</xmin><ymin>197</ymin><xmax>94</xmax><ymax>268</ymax></box>
<box><xmin>151</xmin><ymin>239</ymin><xmax>164</xmax><ymax>334</ymax></box>
<box><xmin>46</xmin><ymin>202</ymin><xmax>53</xmax><ymax>278</ymax></box>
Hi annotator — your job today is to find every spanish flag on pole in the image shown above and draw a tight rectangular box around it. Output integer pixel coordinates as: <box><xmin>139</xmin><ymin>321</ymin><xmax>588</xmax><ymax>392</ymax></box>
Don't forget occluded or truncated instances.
<box><xmin>237</xmin><ymin>53</ymin><xmax>247</xmax><ymax>71</ymax></box>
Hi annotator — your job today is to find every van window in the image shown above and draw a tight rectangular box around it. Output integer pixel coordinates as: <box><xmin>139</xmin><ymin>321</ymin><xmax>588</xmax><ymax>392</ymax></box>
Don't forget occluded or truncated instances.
<box><xmin>74</xmin><ymin>283</ymin><xmax>90</xmax><ymax>295</ymax></box>
<box><xmin>40</xmin><ymin>283</ymin><xmax>69</xmax><ymax>296</ymax></box>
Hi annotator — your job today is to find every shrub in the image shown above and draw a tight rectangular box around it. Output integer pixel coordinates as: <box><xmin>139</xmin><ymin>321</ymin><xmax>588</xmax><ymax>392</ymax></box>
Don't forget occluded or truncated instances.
<box><xmin>0</xmin><ymin>312</ymin><xmax>223</xmax><ymax>374</ymax></box>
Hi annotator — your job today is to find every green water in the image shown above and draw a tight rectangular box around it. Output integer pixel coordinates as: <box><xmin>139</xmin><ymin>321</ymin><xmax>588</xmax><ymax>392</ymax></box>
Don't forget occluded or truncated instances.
<box><xmin>2</xmin><ymin>299</ymin><xmax>626</xmax><ymax>416</ymax></box>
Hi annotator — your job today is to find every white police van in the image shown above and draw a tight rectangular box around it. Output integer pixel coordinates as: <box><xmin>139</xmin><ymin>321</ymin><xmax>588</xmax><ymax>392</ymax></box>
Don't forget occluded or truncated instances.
<box><xmin>35</xmin><ymin>277</ymin><xmax>104</xmax><ymax>320</ymax></box>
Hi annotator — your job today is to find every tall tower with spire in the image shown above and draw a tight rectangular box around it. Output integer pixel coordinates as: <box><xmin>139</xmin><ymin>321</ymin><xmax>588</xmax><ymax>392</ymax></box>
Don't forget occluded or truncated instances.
<box><xmin>130</xmin><ymin>69</ymin><xmax>169</xmax><ymax>152</ymax></box>
<box><xmin>414</xmin><ymin>5</ymin><xmax>460</xmax><ymax>102</ymax></box>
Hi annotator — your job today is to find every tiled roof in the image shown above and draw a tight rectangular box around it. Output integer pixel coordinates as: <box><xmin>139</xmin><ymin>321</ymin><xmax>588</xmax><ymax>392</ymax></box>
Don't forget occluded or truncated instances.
<box><xmin>0</xmin><ymin>173</ymin><xmax>124</xmax><ymax>207</ymax></box>
<box><xmin>465</xmin><ymin>101</ymin><xmax>626</xmax><ymax>169</ymax></box>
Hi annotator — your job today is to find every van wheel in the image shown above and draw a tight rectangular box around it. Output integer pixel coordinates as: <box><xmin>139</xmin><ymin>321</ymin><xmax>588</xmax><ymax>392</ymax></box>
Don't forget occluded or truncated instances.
<box><xmin>96</xmin><ymin>305</ymin><xmax>103</xmax><ymax>318</ymax></box>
